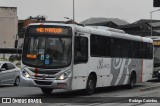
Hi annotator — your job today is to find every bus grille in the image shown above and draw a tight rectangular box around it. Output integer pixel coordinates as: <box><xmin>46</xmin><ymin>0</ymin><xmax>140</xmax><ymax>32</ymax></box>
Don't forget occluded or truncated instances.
<box><xmin>30</xmin><ymin>69</ymin><xmax>59</xmax><ymax>75</ymax></box>
<box><xmin>34</xmin><ymin>80</ymin><xmax>52</xmax><ymax>85</ymax></box>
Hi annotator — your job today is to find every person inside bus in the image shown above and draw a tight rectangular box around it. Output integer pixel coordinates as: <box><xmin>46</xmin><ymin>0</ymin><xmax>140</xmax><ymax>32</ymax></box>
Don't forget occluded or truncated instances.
<box><xmin>46</xmin><ymin>39</ymin><xmax>62</xmax><ymax>63</ymax></box>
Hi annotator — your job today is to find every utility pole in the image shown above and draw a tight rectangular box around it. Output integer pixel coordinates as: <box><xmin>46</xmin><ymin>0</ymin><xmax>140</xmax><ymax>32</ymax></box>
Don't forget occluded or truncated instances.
<box><xmin>73</xmin><ymin>0</ymin><xmax>75</xmax><ymax>21</ymax></box>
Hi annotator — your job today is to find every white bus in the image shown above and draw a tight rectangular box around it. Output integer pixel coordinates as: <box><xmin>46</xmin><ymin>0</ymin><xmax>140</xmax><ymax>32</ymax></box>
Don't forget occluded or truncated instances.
<box><xmin>20</xmin><ymin>23</ymin><xmax>153</xmax><ymax>95</ymax></box>
<box><xmin>146</xmin><ymin>36</ymin><xmax>160</xmax><ymax>79</ymax></box>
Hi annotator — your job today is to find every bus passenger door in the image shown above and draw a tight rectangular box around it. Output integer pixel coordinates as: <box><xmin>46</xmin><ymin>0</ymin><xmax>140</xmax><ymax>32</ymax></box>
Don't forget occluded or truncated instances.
<box><xmin>72</xmin><ymin>36</ymin><xmax>89</xmax><ymax>90</ymax></box>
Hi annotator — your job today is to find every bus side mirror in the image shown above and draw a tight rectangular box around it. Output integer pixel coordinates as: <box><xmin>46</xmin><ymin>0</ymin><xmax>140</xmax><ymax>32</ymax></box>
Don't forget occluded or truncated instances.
<box><xmin>154</xmin><ymin>0</ymin><xmax>160</xmax><ymax>7</ymax></box>
<box><xmin>74</xmin><ymin>36</ymin><xmax>88</xmax><ymax>64</ymax></box>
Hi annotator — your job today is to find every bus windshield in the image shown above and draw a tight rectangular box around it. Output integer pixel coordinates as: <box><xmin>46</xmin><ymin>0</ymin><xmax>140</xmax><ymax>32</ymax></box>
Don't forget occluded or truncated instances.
<box><xmin>154</xmin><ymin>46</ymin><xmax>160</xmax><ymax>67</ymax></box>
<box><xmin>22</xmin><ymin>36</ymin><xmax>72</xmax><ymax>68</ymax></box>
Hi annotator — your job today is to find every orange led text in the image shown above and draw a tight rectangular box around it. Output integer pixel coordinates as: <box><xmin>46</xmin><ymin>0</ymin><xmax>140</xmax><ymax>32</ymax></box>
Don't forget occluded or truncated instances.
<box><xmin>36</xmin><ymin>28</ymin><xmax>63</xmax><ymax>34</ymax></box>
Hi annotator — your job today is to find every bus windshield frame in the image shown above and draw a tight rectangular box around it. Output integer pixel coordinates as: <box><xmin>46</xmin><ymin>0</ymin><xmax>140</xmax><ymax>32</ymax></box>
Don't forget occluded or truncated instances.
<box><xmin>22</xmin><ymin>25</ymin><xmax>72</xmax><ymax>69</ymax></box>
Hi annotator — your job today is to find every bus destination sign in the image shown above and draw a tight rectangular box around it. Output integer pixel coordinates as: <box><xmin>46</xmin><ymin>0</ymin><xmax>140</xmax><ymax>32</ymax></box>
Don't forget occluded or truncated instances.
<box><xmin>36</xmin><ymin>28</ymin><xmax>63</xmax><ymax>33</ymax></box>
<box><xmin>28</xmin><ymin>26</ymin><xmax>70</xmax><ymax>35</ymax></box>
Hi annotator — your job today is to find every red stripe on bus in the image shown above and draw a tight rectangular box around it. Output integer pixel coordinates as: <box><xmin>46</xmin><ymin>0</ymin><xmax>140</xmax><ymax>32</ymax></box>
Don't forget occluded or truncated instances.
<box><xmin>140</xmin><ymin>59</ymin><xmax>144</xmax><ymax>82</ymax></box>
<box><xmin>140</xmin><ymin>37</ymin><xmax>144</xmax><ymax>82</ymax></box>
<box><xmin>35</xmin><ymin>68</ymin><xmax>39</xmax><ymax>77</ymax></box>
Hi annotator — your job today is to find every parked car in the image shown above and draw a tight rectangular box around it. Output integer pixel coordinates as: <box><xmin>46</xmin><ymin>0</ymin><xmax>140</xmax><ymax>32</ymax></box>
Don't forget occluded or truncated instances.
<box><xmin>0</xmin><ymin>61</ymin><xmax>21</xmax><ymax>86</ymax></box>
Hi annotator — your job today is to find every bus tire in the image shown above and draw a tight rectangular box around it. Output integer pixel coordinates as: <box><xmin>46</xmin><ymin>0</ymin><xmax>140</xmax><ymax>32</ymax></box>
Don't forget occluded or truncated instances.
<box><xmin>85</xmin><ymin>75</ymin><xmax>96</xmax><ymax>95</ymax></box>
<box><xmin>41</xmin><ymin>88</ymin><xmax>53</xmax><ymax>95</ymax></box>
<box><xmin>127</xmin><ymin>72</ymin><xmax>136</xmax><ymax>89</ymax></box>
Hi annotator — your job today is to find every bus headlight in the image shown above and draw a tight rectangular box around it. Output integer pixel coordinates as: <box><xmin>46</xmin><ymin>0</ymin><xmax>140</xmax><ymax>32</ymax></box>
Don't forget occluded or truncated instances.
<box><xmin>57</xmin><ymin>70</ymin><xmax>71</xmax><ymax>80</ymax></box>
<box><xmin>22</xmin><ymin>68</ymin><xmax>30</xmax><ymax>78</ymax></box>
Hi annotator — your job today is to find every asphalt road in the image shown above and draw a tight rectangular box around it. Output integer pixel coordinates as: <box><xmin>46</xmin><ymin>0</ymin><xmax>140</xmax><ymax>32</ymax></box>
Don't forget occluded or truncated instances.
<box><xmin>0</xmin><ymin>78</ymin><xmax>160</xmax><ymax>106</ymax></box>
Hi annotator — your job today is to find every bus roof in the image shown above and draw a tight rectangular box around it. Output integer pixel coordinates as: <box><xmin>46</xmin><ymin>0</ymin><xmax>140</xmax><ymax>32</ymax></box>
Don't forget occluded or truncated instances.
<box><xmin>75</xmin><ymin>24</ymin><xmax>153</xmax><ymax>43</ymax></box>
<box><xmin>27</xmin><ymin>23</ymin><xmax>153</xmax><ymax>43</ymax></box>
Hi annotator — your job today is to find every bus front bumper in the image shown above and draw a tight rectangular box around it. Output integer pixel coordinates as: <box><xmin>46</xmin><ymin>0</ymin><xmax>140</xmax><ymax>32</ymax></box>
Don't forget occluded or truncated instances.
<box><xmin>20</xmin><ymin>75</ymin><xmax>72</xmax><ymax>90</ymax></box>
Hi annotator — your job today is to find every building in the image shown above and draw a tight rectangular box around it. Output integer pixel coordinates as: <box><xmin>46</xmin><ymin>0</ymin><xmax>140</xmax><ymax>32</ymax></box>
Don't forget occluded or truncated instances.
<box><xmin>149</xmin><ymin>22</ymin><xmax>160</xmax><ymax>35</ymax></box>
<box><xmin>81</xmin><ymin>18</ymin><xmax>160</xmax><ymax>37</ymax></box>
<box><xmin>119</xmin><ymin>19</ymin><xmax>160</xmax><ymax>37</ymax></box>
<box><xmin>81</xmin><ymin>17</ymin><xmax>130</xmax><ymax>28</ymax></box>
<box><xmin>0</xmin><ymin>7</ymin><xmax>18</xmax><ymax>48</ymax></box>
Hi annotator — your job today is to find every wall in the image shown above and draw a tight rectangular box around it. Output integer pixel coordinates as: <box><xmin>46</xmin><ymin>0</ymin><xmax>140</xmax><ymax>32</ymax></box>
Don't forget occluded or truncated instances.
<box><xmin>0</xmin><ymin>7</ymin><xmax>18</xmax><ymax>48</ymax></box>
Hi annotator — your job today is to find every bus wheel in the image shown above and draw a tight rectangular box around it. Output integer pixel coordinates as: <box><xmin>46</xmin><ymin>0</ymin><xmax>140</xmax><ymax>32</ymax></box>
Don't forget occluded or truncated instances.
<box><xmin>127</xmin><ymin>72</ymin><xmax>136</xmax><ymax>89</ymax></box>
<box><xmin>41</xmin><ymin>88</ymin><xmax>53</xmax><ymax>95</ymax></box>
<box><xmin>85</xmin><ymin>75</ymin><xmax>96</xmax><ymax>95</ymax></box>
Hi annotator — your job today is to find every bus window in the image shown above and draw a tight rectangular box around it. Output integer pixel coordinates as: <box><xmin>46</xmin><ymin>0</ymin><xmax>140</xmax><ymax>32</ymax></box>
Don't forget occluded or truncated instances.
<box><xmin>74</xmin><ymin>36</ymin><xmax>88</xmax><ymax>64</ymax></box>
<box><xmin>154</xmin><ymin>0</ymin><xmax>160</xmax><ymax>7</ymax></box>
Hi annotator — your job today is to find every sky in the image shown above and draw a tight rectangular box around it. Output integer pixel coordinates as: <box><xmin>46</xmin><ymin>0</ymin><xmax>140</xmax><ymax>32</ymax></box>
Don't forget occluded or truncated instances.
<box><xmin>0</xmin><ymin>0</ymin><xmax>160</xmax><ymax>23</ymax></box>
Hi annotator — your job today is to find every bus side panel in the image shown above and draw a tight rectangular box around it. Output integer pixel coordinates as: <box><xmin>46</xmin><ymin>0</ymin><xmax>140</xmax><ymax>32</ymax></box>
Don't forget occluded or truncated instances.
<box><xmin>71</xmin><ymin>64</ymin><xmax>88</xmax><ymax>90</ymax></box>
<box><xmin>110</xmin><ymin>58</ymin><xmax>142</xmax><ymax>86</ymax></box>
<box><xmin>72</xmin><ymin>57</ymin><xmax>112</xmax><ymax>90</ymax></box>
<box><xmin>89</xmin><ymin>58</ymin><xmax>111</xmax><ymax>87</ymax></box>
<box><xmin>142</xmin><ymin>59</ymin><xmax>153</xmax><ymax>82</ymax></box>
